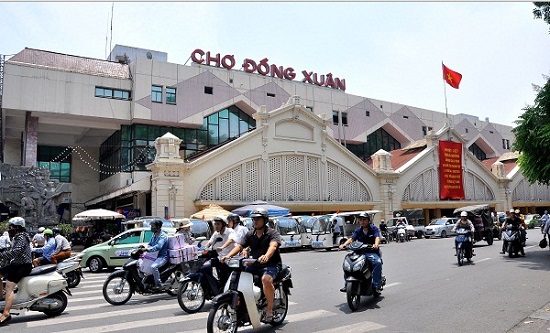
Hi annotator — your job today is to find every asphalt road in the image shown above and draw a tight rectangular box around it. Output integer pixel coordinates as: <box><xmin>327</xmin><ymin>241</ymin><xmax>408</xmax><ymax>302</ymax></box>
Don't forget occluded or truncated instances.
<box><xmin>6</xmin><ymin>230</ymin><xmax>550</xmax><ymax>332</ymax></box>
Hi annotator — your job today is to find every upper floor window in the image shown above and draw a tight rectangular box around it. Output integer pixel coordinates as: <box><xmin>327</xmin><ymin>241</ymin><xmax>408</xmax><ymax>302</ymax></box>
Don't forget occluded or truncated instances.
<box><xmin>422</xmin><ymin>126</ymin><xmax>433</xmax><ymax>136</ymax></box>
<box><xmin>36</xmin><ymin>146</ymin><xmax>71</xmax><ymax>182</ymax></box>
<box><xmin>341</xmin><ymin>112</ymin><xmax>348</xmax><ymax>126</ymax></box>
<box><xmin>152</xmin><ymin>85</ymin><xmax>162</xmax><ymax>103</ymax></box>
<box><xmin>204</xmin><ymin>86</ymin><xmax>213</xmax><ymax>94</ymax></box>
<box><xmin>332</xmin><ymin>111</ymin><xmax>339</xmax><ymax>125</ymax></box>
<box><xmin>166</xmin><ymin>87</ymin><xmax>176</xmax><ymax>104</ymax></box>
<box><xmin>95</xmin><ymin>87</ymin><xmax>131</xmax><ymax>100</ymax></box>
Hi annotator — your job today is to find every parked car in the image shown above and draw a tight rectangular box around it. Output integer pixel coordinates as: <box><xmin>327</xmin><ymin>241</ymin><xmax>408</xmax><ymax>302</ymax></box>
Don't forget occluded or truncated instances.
<box><xmin>524</xmin><ymin>214</ymin><xmax>542</xmax><ymax>229</ymax></box>
<box><xmin>79</xmin><ymin>226</ymin><xmax>177</xmax><ymax>273</ymax></box>
<box><xmin>424</xmin><ymin>217</ymin><xmax>458</xmax><ymax>238</ymax></box>
<box><xmin>122</xmin><ymin>216</ymin><xmax>173</xmax><ymax>231</ymax></box>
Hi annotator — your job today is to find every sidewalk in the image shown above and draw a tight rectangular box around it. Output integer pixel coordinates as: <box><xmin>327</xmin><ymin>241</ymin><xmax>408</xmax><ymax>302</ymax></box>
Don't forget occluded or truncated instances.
<box><xmin>508</xmin><ymin>302</ymin><xmax>550</xmax><ymax>333</ymax></box>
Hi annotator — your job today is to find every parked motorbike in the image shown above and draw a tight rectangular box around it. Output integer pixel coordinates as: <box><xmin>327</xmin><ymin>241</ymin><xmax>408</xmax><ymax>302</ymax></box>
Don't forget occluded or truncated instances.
<box><xmin>57</xmin><ymin>254</ymin><xmax>84</xmax><ymax>288</ymax></box>
<box><xmin>502</xmin><ymin>225</ymin><xmax>524</xmax><ymax>258</ymax></box>
<box><xmin>342</xmin><ymin>241</ymin><xmax>386</xmax><ymax>311</ymax></box>
<box><xmin>455</xmin><ymin>228</ymin><xmax>473</xmax><ymax>266</ymax></box>
<box><xmin>102</xmin><ymin>246</ymin><xmax>184</xmax><ymax>305</ymax></box>
<box><xmin>178</xmin><ymin>237</ymin><xmax>224</xmax><ymax>313</ymax></box>
<box><xmin>206</xmin><ymin>257</ymin><xmax>293</xmax><ymax>332</ymax></box>
<box><xmin>0</xmin><ymin>264</ymin><xmax>70</xmax><ymax>317</ymax></box>
<box><xmin>396</xmin><ymin>225</ymin><xmax>408</xmax><ymax>243</ymax></box>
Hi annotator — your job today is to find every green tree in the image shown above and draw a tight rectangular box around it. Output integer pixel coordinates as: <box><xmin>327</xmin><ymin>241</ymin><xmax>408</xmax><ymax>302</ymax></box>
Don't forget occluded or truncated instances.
<box><xmin>513</xmin><ymin>76</ymin><xmax>550</xmax><ymax>184</ymax></box>
<box><xmin>512</xmin><ymin>3</ymin><xmax>550</xmax><ymax>184</ymax></box>
<box><xmin>533</xmin><ymin>2</ymin><xmax>550</xmax><ymax>31</ymax></box>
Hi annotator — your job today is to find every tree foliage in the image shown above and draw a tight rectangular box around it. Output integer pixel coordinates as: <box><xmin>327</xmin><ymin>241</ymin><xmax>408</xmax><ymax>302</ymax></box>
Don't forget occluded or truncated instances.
<box><xmin>533</xmin><ymin>2</ymin><xmax>550</xmax><ymax>32</ymax></box>
<box><xmin>512</xmin><ymin>3</ymin><xmax>550</xmax><ymax>184</ymax></box>
<box><xmin>513</xmin><ymin>76</ymin><xmax>550</xmax><ymax>184</ymax></box>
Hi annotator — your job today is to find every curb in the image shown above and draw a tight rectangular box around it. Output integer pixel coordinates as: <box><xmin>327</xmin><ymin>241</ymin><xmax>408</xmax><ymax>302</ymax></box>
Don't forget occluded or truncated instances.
<box><xmin>508</xmin><ymin>302</ymin><xmax>550</xmax><ymax>333</ymax></box>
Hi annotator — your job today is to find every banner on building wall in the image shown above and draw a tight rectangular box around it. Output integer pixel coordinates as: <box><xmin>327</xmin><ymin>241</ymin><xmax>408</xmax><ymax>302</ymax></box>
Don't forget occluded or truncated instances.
<box><xmin>439</xmin><ymin>140</ymin><xmax>465</xmax><ymax>200</ymax></box>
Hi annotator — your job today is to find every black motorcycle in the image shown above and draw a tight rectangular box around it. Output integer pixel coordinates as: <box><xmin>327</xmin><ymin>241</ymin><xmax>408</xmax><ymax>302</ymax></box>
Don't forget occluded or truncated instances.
<box><xmin>177</xmin><ymin>237</ymin><xmax>225</xmax><ymax>313</ymax></box>
<box><xmin>342</xmin><ymin>241</ymin><xmax>386</xmax><ymax>311</ymax></box>
<box><xmin>455</xmin><ymin>228</ymin><xmax>473</xmax><ymax>266</ymax></box>
<box><xmin>102</xmin><ymin>246</ymin><xmax>184</xmax><ymax>305</ymax></box>
<box><xmin>502</xmin><ymin>225</ymin><xmax>524</xmax><ymax>258</ymax></box>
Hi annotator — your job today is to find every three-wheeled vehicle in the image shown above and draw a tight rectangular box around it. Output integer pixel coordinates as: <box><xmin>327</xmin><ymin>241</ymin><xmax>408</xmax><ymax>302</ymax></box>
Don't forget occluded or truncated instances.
<box><xmin>311</xmin><ymin>210</ymin><xmax>381</xmax><ymax>250</ymax></box>
<box><xmin>453</xmin><ymin>204</ymin><xmax>494</xmax><ymax>245</ymax></box>
<box><xmin>293</xmin><ymin>215</ymin><xmax>316</xmax><ymax>248</ymax></box>
<box><xmin>271</xmin><ymin>216</ymin><xmax>302</xmax><ymax>251</ymax></box>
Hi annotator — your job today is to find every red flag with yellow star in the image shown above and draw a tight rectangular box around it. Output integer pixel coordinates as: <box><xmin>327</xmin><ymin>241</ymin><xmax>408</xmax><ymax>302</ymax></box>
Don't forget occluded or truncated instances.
<box><xmin>442</xmin><ymin>63</ymin><xmax>462</xmax><ymax>89</ymax></box>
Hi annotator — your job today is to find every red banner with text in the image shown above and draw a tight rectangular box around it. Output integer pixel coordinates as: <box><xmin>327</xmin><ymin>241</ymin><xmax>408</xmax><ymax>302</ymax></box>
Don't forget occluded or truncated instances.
<box><xmin>439</xmin><ymin>140</ymin><xmax>465</xmax><ymax>200</ymax></box>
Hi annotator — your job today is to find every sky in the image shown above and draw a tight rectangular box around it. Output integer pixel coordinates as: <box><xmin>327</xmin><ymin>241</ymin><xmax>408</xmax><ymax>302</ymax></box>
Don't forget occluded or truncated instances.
<box><xmin>1</xmin><ymin>1</ymin><xmax>549</xmax><ymax>128</ymax></box>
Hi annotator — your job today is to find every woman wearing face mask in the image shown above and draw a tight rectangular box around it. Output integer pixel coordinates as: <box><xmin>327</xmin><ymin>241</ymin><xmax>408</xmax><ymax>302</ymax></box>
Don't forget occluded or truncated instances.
<box><xmin>0</xmin><ymin>217</ymin><xmax>33</xmax><ymax>326</ymax></box>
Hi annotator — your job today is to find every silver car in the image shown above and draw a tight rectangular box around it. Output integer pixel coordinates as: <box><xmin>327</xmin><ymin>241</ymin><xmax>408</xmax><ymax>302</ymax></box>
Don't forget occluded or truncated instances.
<box><xmin>424</xmin><ymin>218</ymin><xmax>458</xmax><ymax>238</ymax></box>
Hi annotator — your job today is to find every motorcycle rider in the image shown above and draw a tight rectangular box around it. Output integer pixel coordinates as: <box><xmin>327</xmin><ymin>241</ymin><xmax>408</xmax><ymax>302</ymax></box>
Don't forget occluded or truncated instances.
<box><xmin>338</xmin><ymin>212</ymin><xmax>383</xmax><ymax>295</ymax></box>
<box><xmin>500</xmin><ymin>209</ymin><xmax>526</xmax><ymax>256</ymax></box>
<box><xmin>220</xmin><ymin>213</ymin><xmax>248</xmax><ymax>247</ymax></box>
<box><xmin>204</xmin><ymin>216</ymin><xmax>235</xmax><ymax>287</ymax></box>
<box><xmin>379</xmin><ymin>219</ymin><xmax>388</xmax><ymax>241</ymax></box>
<box><xmin>31</xmin><ymin>229</ymin><xmax>56</xmax><ymax>267</ymax></box>
<box><xmin>143</xmin><ymin>219</ymin><xmax>169</xmax><ymax>290</ymax></box>
<box><xmin>51</xmin><ymin>228</ymin><xmax>71</xmax><ymax>264</ymax></box>
<box><xmin>222</xmin><ymin>208</ymin><xmax>283</xmax><ymax>324</ymax></box>
<box><xmin>32</xmin><ymin>227</ymin><xmax>45</xmax><ymax>248</ymax></box>
<box><xmin>0</xmin><ymin>217</ymin><xmax>33</xmax><ymax>326</ymax></box>
<box><xmin>452</xmin><ymin>212</ymin><xmax>476</xmax><ymax>258</ymax></box>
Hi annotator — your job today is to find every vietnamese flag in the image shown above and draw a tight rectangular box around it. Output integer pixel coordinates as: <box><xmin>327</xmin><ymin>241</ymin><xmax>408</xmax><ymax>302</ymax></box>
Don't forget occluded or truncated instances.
<box><xmin>442</xmin><ymin>63</ymin><xmax>462</xmax><ymax>89</ymax></box>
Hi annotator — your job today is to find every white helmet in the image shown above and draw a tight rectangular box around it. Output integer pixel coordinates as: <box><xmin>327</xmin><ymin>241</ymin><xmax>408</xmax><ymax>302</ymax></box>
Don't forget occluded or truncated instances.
<box><xmin>8</xmin><ymin>216</ymin><xmax>26</xmax><ymax>228</ymax></box>
<box><xmin>460</xmin><ymin>211</ymin><xmax>468</xmax><ymax>217</ymax></box>
<box><xmin>38</xmin><ymin>227</ymin><xmax>45</xmax><ymax>232</ymax></box>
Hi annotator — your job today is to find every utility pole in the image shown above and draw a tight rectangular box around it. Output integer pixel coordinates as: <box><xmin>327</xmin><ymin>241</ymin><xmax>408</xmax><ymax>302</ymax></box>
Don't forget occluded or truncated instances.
<box><xmin>0</xmin><ymin>54</ymin><xmax>5</xmax><ymax>162</ymax></box>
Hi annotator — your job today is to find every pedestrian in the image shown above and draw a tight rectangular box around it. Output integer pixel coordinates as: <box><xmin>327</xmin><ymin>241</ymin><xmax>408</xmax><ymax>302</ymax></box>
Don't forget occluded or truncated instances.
<box><xmin>0</xmin><ymin>232</ymin><xmax>10</xmax><ymax>251</ymax></box>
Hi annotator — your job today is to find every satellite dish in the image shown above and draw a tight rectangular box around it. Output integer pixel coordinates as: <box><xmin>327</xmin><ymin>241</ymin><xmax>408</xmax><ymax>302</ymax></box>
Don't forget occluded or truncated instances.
<box><xmin>146</xmin><ymin>51</ymin><xmax>153</xmax><ymax>59</ymax></box>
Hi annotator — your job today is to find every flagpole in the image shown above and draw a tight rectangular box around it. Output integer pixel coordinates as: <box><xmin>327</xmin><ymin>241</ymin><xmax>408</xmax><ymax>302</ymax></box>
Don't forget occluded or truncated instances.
<box><xmin>442</xmin><ymin>61</ymin><xmax>449</xmax><ymax>126</ymax></box>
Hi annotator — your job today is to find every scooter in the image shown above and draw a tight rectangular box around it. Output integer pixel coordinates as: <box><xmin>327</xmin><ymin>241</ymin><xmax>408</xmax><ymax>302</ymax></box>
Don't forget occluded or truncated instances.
<box><xmin>342</xmin><ymin>241</ymin><xmax>386</xmax><ymax>311</ymax></box>
<box><xmin>102</xmin><ymin>246</ymin><xmax>184</xmax><ymax>305</ymax></box>
<box><xmin>396</xmin><ymin>225</ymin><xmax>408</xmax><ymax>242</ymax></box>
<box><xmin>178</xmin><ymin>237</ymin><xmax>224</xmax><ymax>313</ymax></box>
<box><xmin>502</xmin><ymin>225</ymin><xmax>524</xmax><ymax>258</ymax></box>
<box><xmin>455</xmin><ymin>228</ymin><xmax>473</xmax><ymax>266</ymax></box>
<box><xmin>57</xmin><ymin>254</ymin><xmax>84</xmax><ymax>288</ymax></box>
<box><xmin>207</xmin><ymin>257</ymin><xmax>293</xmax><ymax>332</ymax></box>
<box><xmin>0</xmin><ymin>264</ymin><xmax>71</xmax><ymax>317</ymax></box>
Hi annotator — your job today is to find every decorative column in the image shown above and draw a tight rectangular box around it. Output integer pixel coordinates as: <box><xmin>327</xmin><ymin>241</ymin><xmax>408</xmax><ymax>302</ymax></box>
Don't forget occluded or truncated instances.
<box><xmin>372</xmin><ymin>149</ymin><xmax>398</xmax><ymax>221</ymax></box>
<box><xmin>146</xmin><ymin>132</ymin><xmax>186</xmax><ymax>218</ymax></box>
<box><xmin>23</xmin><ymin>113</ymin><xmax>38</xmax><ymax>167</ymax></box>
<box><xmin>491</xmin><ymin>161</ymin><xmax>512</xmax><ymax>212</ymax></box>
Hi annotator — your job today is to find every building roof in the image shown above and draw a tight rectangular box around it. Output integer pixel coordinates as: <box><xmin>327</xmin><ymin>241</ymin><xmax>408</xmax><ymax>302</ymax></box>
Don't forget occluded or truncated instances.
<box><xmin>481</xmin><ymin>156</ymin><xmax>517</xmax><ymax>175</ymax></box>
<box><xmin>365</xmin><ymin>145</ymin><xmax>426</xmax><ymax>170</ymax></box>
<box><xmin>7</xmin><ymin>48</ymin><xmax>130</xmax><ymax>79</ymax></box>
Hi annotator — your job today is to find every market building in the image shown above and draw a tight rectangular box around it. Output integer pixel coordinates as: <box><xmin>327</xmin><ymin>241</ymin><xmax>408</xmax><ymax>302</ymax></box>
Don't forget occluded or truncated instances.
<box><xmin>0</xmin><ymin>45</ymin><xmax>548</xmax><ymax>224</ymax></box>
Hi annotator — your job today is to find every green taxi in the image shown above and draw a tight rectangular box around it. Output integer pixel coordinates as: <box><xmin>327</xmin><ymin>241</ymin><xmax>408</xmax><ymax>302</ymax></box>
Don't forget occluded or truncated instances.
<box><xmin>79</xmin><ymin>227</ymin><xmax>177</xmax><ymax>273</ymax></box>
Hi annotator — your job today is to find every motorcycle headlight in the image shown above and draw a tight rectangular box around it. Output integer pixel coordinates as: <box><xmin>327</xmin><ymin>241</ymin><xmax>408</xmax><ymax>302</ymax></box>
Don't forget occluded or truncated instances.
<box><xmin>352</xmin><ymin>258</ymin><xmax>365</xmax><ymax>272</ymax></box>
<box><xmin>343</xmin><ymin>259</ymin><xmax>351</xmax><ymax>271</ymax></box>
<box><xmin>227</xmin><ymin>258</ymin><xmax>241</xmax><ymax>268</ymax></box>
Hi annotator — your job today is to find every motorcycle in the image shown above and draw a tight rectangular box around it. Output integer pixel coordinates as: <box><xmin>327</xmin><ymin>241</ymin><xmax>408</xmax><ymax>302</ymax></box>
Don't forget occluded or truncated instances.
<box><xmin>0</xmin><ymin>264</ymin><xmax>71</xmax><ymax>317</ymax></box>
<box><xmin>178</xmin><ymin>237</ymin><xmax>225</xmax><ymax>313</ymax></box>
<box><xmin>380</xmin><ymin>230</ymin><xmax>390</xmax><ymax>244</ymax></box>
<box><xmin>342</xmin><ymin>241</ymin><xmax>386</xmax><ymax>311</ymax></box>
<box><xmin>502</xmin><ymin>225</ymin><xmax>524</xmax><ymax>258</ymax></box>
<box><xmin>206</xmin><ymin>257</ymin><xmax>293</xmax><ymax>332</ymax></box>
<box><xmin>102</xmin><ymin>246</ymin><xmax>184</xmax><ymax>305</ymax></box>
<box><xmin>57</xmin><ymin>254</ymin><xmax>84</xmax><ymax>288</ymax></box>
<box><xmin>455</xmin><ymin>228</ymin><xmax>473</xmax><ymax>266</ymax></box>
<box><xmin>396</xmin><ymin>225</ymin><xmax>408</xmax><ymax>242</ymax></box>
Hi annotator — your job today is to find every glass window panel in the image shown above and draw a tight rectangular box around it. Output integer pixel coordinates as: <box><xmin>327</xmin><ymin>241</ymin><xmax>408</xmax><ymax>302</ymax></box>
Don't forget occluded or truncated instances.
<box><xmin>209</xmin><ymin>125</ymin><xmax>219</xmax><ymax>145</ymax></box>
<box><xmin>95</xmin><ymin>87</ymin><xmax>103</xmax><ymax>97</ymax></box>
<box><xmin>219</xmin><ymin>118</ymin><xmax>229</xmax><ymax>142</ymax></box>
<box><xmin>185</xmin><ymin>129</ymin><xmax>196</xmax><ymax>144</ymax></box>
<box><xmin>166</xmin><ymin>87</ymin><xmax>176</xmax><ymax>104</ymax></box>
<box><xmin>104</xmin><ymin>89</ymin><xmax>113</xmax><ymax>98</ymax></box>
<box><xmin>152</xmin><ymin>85</ymin><xmax>162</xmax><ymax>103</ymax></box>
<box><xmin>122</xmin><ymin>91</ymin><xmax>130</xmax><ymax>100</ymax></box>
<box><xmin>219</xmin><ymin>108</ymin><xmax>229</xmax><ymax>119</ymax></box>
<box><xmin>229</xmin><ymin>116</ymin><xmax>239</xmax><ymax>138</ymax></box>
<box><xmin>208</xmin><ymin>113</ymin><xmax>218</xmax><ymax>125</ymax></box>
<box><xmin>114</xmin><ymin>90</ymin><xmax>123</xmax><ymax>99</ymax></box>
<box><xmin>135</xmin><ymin>125</ymin><xmax>148</xmax><ymax>139</ymax></box>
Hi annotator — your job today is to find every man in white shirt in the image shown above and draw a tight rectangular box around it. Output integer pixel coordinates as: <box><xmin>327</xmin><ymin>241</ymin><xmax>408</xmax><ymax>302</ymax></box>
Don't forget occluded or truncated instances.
<box><xmin>220</xmin><ymin>214</ymin><xmax>248</xmax><ymax>248</ymax></box>
<box><xmin>205</xmin><ymin>216</ymin><xmax>235</xmax><ymax>285</ymax></box>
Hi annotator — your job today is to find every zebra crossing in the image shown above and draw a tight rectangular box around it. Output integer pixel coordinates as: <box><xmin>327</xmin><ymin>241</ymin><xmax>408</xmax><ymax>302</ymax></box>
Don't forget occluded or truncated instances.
<box><xmin>12</xmin><ymin>272</ymin><xmax>386</xmax><ymax>332</ymax></box>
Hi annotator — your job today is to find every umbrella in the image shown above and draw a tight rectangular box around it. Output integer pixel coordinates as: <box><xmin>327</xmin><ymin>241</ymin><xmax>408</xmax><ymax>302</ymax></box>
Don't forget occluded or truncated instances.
<box><xmin>232</xmin><ymin>200</ymin><xmax>290</xmax><ymax>217</ymax></box>
<box><xmin>190</xmin><ymin>204</ymin><xmax>232</xmax><ymax>221</ymax></box>
<box><xmin>72</xmin><ymin>208</ymin><xmax>125</xmax><ymax>221</ymax></box>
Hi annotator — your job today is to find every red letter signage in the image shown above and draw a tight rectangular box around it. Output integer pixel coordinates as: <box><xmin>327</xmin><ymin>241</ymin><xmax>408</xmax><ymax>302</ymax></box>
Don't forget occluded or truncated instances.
<box><xmin>438</xmin><ymin>140</ymin><xmax>465</xmax><ymax>200</ymax></box>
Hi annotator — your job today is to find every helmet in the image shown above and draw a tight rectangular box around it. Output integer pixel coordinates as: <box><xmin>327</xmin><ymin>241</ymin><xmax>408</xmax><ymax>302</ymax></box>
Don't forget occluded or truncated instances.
<box><xmin>250</xmin><ymin>208</ymin><xmax>269</xmax><ymax>220</ymax></box>
<box><xmin>8</xmin><ymin>217</ymin><xmax>25</xmax><ymax>228</ymax></box>
<box><xmin>43</xmin><ymin>228</ymin><xmax>53</xmax><ymax>236</ymax></box>
<box><xmin>358</xmin><ymin>212</ymin><xmax>371</xmax><ymax>220</ymax></box>
<box><xmin>460</xmin><ymin>211</ymin><xmax>468</xmax><ymax>217</ymax></box>
<box><xmin>227</xmin><ymin>214</ymin><xmax>240</xmax><ymax>224</ymax></box>
<box><xmin>52</xmin><ymin>227</ymin><xmax>61</xmax><ymax>235</ymax></box>
<box><xmin>213</xmin><ymin>216</ymin><xmax>227</xmax><ymax>226</ymax></box>
<box><xmin>38</xmin><ymin>227</ymin><xmax>45</xmax><ymax>233</ymax></box>
<box><xmin>514</xmin><ymin>209</ymin><xmax>520</xmax><ymax>214</ymax></box>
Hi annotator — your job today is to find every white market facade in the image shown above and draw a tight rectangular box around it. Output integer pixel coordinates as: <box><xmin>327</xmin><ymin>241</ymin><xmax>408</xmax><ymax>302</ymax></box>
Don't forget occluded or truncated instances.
<box><xmin>1</xmin><ymin>45</ymin><xmax>548</xmax><ymax>222</ymax></box>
